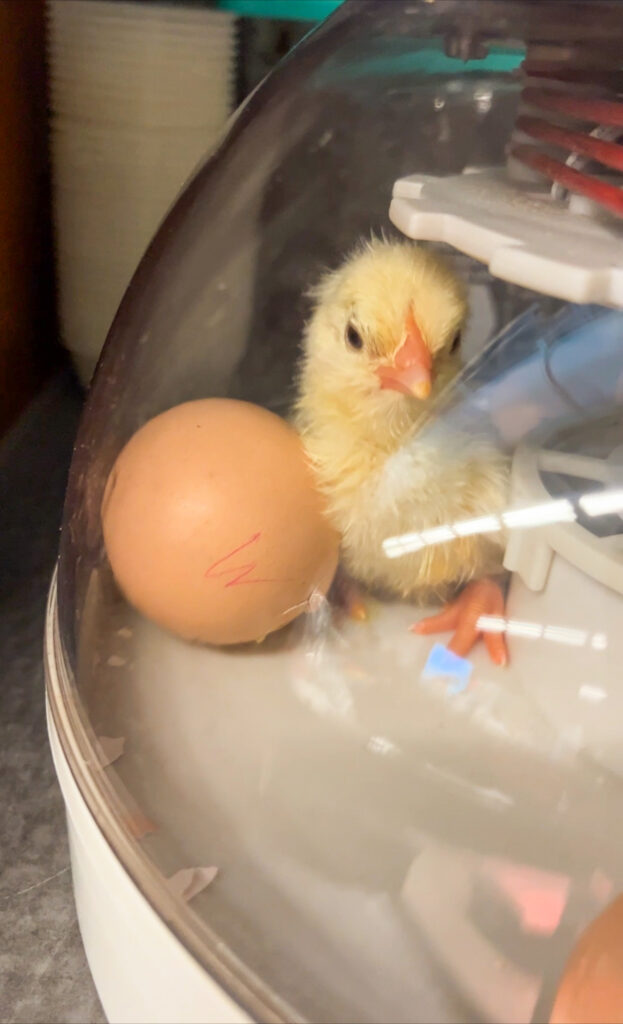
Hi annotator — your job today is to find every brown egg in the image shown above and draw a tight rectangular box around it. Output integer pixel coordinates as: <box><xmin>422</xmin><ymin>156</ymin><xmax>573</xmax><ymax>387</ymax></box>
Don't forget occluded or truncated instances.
<box><xmin>101</xmin><ymin>399</ymin><xmax>339</xmax><ymax>644</ymax></box>
<box><xmin>550</xmin><ymin>895</ymin><xmax>623</xmax><ymax>1024</ymax></box>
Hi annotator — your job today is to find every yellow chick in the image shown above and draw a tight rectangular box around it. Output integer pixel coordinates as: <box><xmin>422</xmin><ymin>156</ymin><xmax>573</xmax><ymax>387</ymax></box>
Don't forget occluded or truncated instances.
<box><xmin>295</xmin><ymin>237</ymin><xmax>510</xmax><ymax>664</ymax></box>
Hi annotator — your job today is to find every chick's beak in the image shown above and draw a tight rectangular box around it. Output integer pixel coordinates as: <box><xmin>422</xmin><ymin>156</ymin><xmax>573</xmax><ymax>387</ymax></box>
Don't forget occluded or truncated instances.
<box><xmin>376</xmin><ymin>310</ymin><xmax>432</xmax><ymax>399</ymax></box>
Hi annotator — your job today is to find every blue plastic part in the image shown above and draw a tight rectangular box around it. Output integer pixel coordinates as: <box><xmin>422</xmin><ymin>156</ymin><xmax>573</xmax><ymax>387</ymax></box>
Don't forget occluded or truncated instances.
<box><xmin>317</xmin><ymin>43</ymin><xmax>525</xmax><ymax>84</ymax></box>
<box><xmin>351</xmin><ymin>47</ymin><xmax>523</xmax><ymax>75</ymax></box>
<box><xmin>216</xmin><ymin>1</ymin><xmax>524</xmax><ymax>74</ymax></box>
<box><xmin>421</xmin><ymin>643</ymin><xmax>473</xmax><ymax>694</ymax></box>
<box><xmin>215</xmin><ymin>0</ymin><xmax>343</xmax><ymax>21</ymax></box>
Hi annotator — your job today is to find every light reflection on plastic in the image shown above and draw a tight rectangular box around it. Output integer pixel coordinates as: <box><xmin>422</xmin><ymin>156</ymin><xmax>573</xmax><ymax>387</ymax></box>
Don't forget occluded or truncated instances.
<box><xmin>384</xmin><ymin>530</ymin><xmax>425</xmax><ymax>556</ymax></box>
<box><xmin>454</xmin><ymin>514</ymin><xmax>501</xmax><ymax>537</ymax></box>
<box><xmin>419</xmin><ymin>524</ymin><xmax>455</xmax><ymax>544</ymax></box>
<box><xmin>591</xmin><ymin>632</ymin><xmax>608</xmax><ymax>651</ymax></box>
<box><xmin>502</xmin><ymin>499</ymin><xmax>575</xmax><ymax>528</ymax></box>
<box><xmin>476</xmin><ymin>614</ymin><xmax>506</xmax><ymax>634</ymax></box>
<box><xmin>367</xmin><ymin>735</ymin><xmax>400</xmax><ymax>757</ymax></box>
<box><xmin>579</xmin><ymin>489</ymin><xmax>623</xmax><ymax>516</ymax></box>
<box><xmin>382</xmin><ymin>490</ymin><xmax>623</xmax><ymax>559</ymax></box>
<box><xmin>579</xmin><ymin>684</ymin><xmax>607</xmax><ymax>702</ymax></box>
<box><xmin>507</xmin><ymin>619</ymin><xmax>543</xmax><ymax>639</ymax></box>
<box><xmin>476</xmin><ymin>615</ymin><xmax>608</xmax><ymax>651</ymax></box>
<box><xmin>475</xmin><ymin>87</ymin><xmax>493</xmax><ymax>113</ymax></box>
<box><xmin>543</xmin><ymin>624</ymin><xmax>587</xmax><ymax>647</ymax></box>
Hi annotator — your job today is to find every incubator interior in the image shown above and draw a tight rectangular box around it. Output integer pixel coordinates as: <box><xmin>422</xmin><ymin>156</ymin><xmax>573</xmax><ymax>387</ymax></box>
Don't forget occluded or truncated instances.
<box><xmin>47</xmin><ymin>2</ymin><xmax>623</xmax><ymax>1021</ymax></box>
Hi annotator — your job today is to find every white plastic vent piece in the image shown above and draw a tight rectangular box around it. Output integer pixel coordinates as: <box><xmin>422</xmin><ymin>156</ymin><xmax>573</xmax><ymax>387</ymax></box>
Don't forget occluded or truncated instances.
<box><xmin>504</xmin><ymin>440</ymin><xmax>623</xmax><ymax>596</ymax></box>
<box><xmin>389</xmin><ymin>169</ymin><xmax>623</xmax><ymax>310</ymax></box>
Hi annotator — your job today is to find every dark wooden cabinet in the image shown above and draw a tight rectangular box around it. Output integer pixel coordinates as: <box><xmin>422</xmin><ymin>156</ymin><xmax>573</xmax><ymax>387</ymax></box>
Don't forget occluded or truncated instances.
<box><xmin>0</xmin><ymin>0</ymin><xmax>58</xmax><ymax>437</ymax></box>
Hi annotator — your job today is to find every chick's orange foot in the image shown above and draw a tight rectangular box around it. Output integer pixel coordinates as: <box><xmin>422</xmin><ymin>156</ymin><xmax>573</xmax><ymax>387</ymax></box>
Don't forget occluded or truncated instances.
<box><xmin>411</xmin><ymin>578</ymin><xmax>508</xmax><ymax>667</ymax></box>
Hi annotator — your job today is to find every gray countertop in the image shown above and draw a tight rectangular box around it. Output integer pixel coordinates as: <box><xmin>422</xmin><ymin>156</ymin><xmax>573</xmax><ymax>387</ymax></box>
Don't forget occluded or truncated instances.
<box><xmin>0</xmin><ymin>369</ymin><xmax>105</xmax><ymax>1024</ymax></box>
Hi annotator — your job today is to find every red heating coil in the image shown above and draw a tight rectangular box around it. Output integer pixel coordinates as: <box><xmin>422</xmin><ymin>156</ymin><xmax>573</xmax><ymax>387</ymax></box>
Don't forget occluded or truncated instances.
<box><xmin>516</xmin><ymin>116</ymin><xmax>623</xmax><ymax>174</ymax></box>
<box><xmin>510</xmin><ymin>144</ymin><xmax>623</xmax><ymax>216</ymax></box>
<box><xmin>510</xmin><ymin>75</ymin><xmax>623</xmax><ymax>218</ymax></box>
<box><xmin>522</xmin><ymin>88</ymin><xmax>623</xmax><ymax>129</ymax></box>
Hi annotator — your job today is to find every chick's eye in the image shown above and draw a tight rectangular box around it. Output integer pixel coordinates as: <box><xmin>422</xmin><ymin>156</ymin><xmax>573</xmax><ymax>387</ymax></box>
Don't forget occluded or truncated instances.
<box><xmin>346</xmin><ymin>322</ymin><xmax>364</xmax><ymax>351</ymax></box>
<box><xmin>450</xmin><ymin>330</ymin><xmax>462</xmax><ymax>353</ymax></box>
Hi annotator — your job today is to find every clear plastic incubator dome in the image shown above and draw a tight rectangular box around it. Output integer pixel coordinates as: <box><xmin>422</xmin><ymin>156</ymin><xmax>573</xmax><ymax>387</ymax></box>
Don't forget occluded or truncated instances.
<box><xmin>46</xmin><ymin>2</ymin><xmax>623</xmax><ymax>1022</ymax></box>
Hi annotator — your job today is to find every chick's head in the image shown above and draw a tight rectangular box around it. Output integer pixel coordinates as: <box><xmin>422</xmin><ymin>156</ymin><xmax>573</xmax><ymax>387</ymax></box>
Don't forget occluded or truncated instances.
<box><xmin>302</xmin><ymin>238</ymin><xmax>468</xmax><ymax>418</ymax></box>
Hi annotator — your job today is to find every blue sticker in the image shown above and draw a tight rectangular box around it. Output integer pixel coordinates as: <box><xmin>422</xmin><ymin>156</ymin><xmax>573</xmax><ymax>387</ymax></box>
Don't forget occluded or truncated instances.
<box><xmin>421</xmin><ymin>643</ymin><xmax>473</xmax><ymax>694</ymax></box>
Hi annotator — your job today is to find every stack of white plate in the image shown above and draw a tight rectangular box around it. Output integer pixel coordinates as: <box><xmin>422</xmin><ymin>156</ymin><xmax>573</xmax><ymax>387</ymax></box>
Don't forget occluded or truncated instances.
<box><xmin>48</xmin><ymin>0</ymin><xmax>236</xmax><ymax>384</ymax></box>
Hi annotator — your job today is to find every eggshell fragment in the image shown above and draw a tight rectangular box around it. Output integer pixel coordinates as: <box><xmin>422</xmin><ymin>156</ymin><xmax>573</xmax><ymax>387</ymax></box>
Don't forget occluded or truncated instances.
<box><xmin>102</xmin><ymin>399</ymin><xmax>339</xmax><ymax>644</ymax></box>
